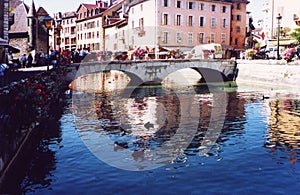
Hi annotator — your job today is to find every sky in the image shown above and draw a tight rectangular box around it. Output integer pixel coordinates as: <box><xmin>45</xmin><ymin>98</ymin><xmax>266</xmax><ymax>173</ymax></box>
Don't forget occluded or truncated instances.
<box><xmin>247</xmin><ymin>0</ymin><xmax>264</xmax><ymax>24</ymax></box>
<box><xmin>24</xmin><ymin>0</ymin><xmax>265</xmax><ymax>21</ymax></box>
<box><xmin>23</xmin><ymin>0</ymin><xmax>98</xmax><ymax>16</ymax></box>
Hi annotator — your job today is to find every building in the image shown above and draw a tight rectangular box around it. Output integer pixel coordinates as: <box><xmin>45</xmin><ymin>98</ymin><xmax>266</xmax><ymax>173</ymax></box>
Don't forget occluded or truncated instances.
<box><xmin>262</xmin><ymin>0</ymin><xmax>300</xmax><ymax>40</ymax></box>
<box><xmin>102</xmin><ymin>0</ymin><xmax>129</xmax><ymax>52</ymax></box>
<box><xmin>53</xmin><ymin>0</ymin><xmax>249</xmax><ymax>57</ymax></box>
<box><xmin>60</xmin><ymin>12</ymin><xmax>77</xmax><ymax>51</ymax></box>
<box><xmin>228</xmin><ymin>0</ymin><xmax>249</xmax><ymax>50</ymax></box>
<box><xmin>0</xmin><ymin>0</ymin><xmax>10</xmax><ymax>64</ymax></box>
<box><xmin>76</xmin><ymin>0</ymin><xmax>108</xmax><ymax>51</ymax></box>
<box><xmin>9</xmin><ymin>0</ymin><xmax>51</xmax><ymax>59</ymax></box>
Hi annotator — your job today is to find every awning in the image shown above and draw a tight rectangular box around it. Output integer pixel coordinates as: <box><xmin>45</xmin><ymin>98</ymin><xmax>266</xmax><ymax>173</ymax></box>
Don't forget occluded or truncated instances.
<box><xmin>222</xmin><ymin>45</ymin><xmax>233</xmax><ymax>50</ymax></box>
<box><xmin>268</xmin><ymin>39</ymin><xmax>297</xmax><ymax>46</ymax></box>
<box><xmin>0</xmin><ymin>37</ymin><xmax>8</xmax><ymax>46</ymax></box>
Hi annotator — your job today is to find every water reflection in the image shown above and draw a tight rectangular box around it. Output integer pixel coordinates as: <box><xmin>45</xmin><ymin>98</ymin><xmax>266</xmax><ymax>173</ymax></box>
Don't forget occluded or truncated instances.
<box><xmin>266</xmin><ymin>99</ymin><xmax>300</xmax><ymax>164</ymax></box>
<box><xmin>71</xmin><ymin>70</ymin><xmax>239</xmax><ymax>170</ymax></box>
<box><xmin>3</xmin><ymin>70</ymin><xmax>300</xmax><ymax>193</ymax></box>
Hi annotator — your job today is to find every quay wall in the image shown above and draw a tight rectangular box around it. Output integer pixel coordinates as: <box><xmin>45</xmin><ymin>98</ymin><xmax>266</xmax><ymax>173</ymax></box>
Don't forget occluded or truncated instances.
<box><xmin>236</xmin><ymin>60</ymin><xmax>300</xmax><ymax>90</ymax></box>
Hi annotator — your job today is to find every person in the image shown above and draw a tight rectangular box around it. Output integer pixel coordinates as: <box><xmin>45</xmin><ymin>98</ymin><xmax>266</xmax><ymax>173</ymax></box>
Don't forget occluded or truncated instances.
<box><xmin>27</xmin><ymin>53</ymin><xmax>33</xmax><ymax>67</ymax></box>
<box><xmin>20</xmin><ymin>54</ymin><xmax>27</xmax><ymax>68</ymax></box>
<box><xmin>0</xmin><ymin>63</ymin><xmax>9</xmax><ymax>86</ymax></box>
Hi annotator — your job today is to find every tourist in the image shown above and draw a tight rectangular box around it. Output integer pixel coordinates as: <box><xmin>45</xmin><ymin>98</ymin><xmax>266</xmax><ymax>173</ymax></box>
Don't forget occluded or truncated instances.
<box><xmin>20</xmin><ymin>54</ymin><xmax>27</xmax><ymax>68</ymax></box>
<box><xmin>27</xmin><ymin>53</ymin><xmax>33</xmax><ymax>68</ymax></box>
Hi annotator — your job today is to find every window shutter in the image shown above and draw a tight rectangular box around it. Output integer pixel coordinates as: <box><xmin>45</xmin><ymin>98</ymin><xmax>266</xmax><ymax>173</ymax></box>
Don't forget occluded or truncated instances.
<box><xmin>180</xmin><ymin>14</ymin><xmax>183</xmax><ymax>26</ymax></box>
<box><xmin>192</xmin><ymin>16</ymin><xmax>195</xmax><ymax>26</ymax></box>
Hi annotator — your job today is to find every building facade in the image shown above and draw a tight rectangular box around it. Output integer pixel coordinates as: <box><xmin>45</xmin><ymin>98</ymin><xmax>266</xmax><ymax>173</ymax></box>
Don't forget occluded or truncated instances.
<box><xmin>229</xmin><ymin>0</ymin><xmax>249</xmax><ymax>50</ymax></box>
<box><xmin>55</xmin><ymin>0</ymin><xmax>250</xmax><ymax>56</ymax></box>
<box><xmin>262</xmin><ymin>0</ymin><xmax>300</xmax><ymax>40</ymax></box>
<box><xmin>76</xmin><ymin>1</ymin><xmax>108</xmax><ymax>51</ymax></box>
<box><xmin>0</xmin><ymin>0</ymin><xmax>10</xmax><ymax>64</ymax></box>
<box><xmin>60</xmin><ymin>12</ymin><xmax>77</xmax><ymax>51</ymax></box>
<box><xmin>126</xmin><ymin>0</ymin><xmax>232</xmax><ymax>51</ymax></box>
<box><xmin>9</xmin><ymin>1</ymin><xmax>50</xmax><ymax>59</ymax></box>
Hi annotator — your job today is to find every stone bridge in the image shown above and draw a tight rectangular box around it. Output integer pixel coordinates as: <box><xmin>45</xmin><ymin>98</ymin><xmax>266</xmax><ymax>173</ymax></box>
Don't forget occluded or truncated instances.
<box><xmin>66</xmin><ymin>59</ymin><xmax>238</xmax><ymax>85</ymax></box>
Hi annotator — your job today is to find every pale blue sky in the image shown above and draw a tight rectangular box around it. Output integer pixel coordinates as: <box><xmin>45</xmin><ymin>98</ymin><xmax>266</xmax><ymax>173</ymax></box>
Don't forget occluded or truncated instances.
<box><xmin>23</xmin><ymin>0</ymin><xmax>97</xmax><ymax>16</ymax></box>
<box><xmin>24</xmin><ymin>0</ymin><xmax>264</xmax><ymax>21</ymax></box>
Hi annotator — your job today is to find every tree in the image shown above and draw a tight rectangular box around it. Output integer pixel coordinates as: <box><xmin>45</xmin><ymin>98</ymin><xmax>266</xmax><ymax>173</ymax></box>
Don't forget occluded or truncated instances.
<box><xmin>290</xmin><ymin>28</ymin><xmax>300</xmax><ymax>44</ymax></box>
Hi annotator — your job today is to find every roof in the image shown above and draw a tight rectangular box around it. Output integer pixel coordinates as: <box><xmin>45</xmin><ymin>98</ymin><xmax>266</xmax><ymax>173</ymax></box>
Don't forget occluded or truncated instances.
<box><xmin>27</xmin><ymin>0</ymin><xmax>36</xmax><ymax>18</ymax></box>
<box><xmin>37</xmin><ymin>7</ymin><xmax>49</xmax><ymax>17</ymax></box>
<box><xmin>9</xmin><ymin>2</ymin><xmax>30</xmax><ymax>33</ymax></box>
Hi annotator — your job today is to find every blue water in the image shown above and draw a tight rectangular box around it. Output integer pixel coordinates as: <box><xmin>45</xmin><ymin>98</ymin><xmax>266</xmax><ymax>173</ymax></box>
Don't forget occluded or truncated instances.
<box><xmin>6</xmin><ymin>89</ymin><xmax>298</xmax><ymax>195</ymax></box>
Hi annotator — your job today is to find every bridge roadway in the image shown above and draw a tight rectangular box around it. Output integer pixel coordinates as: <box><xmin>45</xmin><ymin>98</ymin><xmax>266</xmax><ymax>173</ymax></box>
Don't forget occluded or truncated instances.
<box><xmin>66</xmin><ymin>59</ymin><xmax>238</xmax><ymax>85</ymax></box>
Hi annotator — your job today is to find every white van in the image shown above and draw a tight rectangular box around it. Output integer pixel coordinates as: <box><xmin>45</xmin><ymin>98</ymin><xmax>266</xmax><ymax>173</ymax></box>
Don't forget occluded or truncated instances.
<box><xmin>265</xmin><ymin>46</ymin><xmax>284</xmax><ymax>59</ymax></box>
<box><xmin>187</xmin><ymin>43</ymin><xmax>223</xmax><ymax>59</ymax></box>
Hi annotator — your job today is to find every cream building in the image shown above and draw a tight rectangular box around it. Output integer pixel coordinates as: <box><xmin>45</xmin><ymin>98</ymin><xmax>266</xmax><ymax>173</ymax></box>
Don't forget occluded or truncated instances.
<box><xmin>60</xmin><ymin>12</ymin><xmax>77</xmax><ymax>51</ymax></box>
<box><xmin>262</xmin><ymin>0</ymin><xmax>300</xmax><ymax>40</ymax></box>
<box><xmin>76</xmin><ymin>1</ymin><xmax>108</xmax><ymax>51</ymax></box>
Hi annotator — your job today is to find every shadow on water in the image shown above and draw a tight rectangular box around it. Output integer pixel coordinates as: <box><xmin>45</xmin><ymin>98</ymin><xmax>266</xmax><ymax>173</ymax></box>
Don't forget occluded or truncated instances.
<box><xmin>0</xmin><ymin>102</ymin><xmax>64</xmax><ymax>194</ymax></box>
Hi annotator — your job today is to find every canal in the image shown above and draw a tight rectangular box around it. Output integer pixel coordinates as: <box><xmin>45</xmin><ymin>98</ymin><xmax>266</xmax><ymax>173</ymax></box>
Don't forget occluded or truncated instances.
<box><xmin>1</xmin><ymin>69</ymin><xmax>300</xmax><ymax>194</ymax></box>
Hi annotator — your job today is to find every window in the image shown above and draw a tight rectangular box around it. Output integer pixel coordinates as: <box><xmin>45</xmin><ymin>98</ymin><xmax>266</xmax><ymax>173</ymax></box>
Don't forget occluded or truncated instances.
<box><xmin>211</xmin><ymin>17</ymin><xmax>216</xmax><ymax>27</ymax></box>
<box><xmin>176</xmin><ymin>0</ymin><xmax>182</xmax><ymax>8</ymax></box>
<box><xmin>236</xmin><ymin>26</ymin><xmax>241</xmax><ymax>33</ymax></box>
<box><xmin>139</xmin><ymin>18</ymin><xmax>144</xmax><ymax>31</ymax></box>
<box><xmin>162</xmin><ymin>13</ymin><xmax>170</xmax><ymax>25</ymax></box>
<box><xmin>199</xmin><ymin>3</ymin><xmax>205</xmax><ymax>10</ymax></box>
<box><xmin>210</xmin><ymin>33</ymin><xmax>215</xmax><ymax>43</ymax></box>
<box><xmin>235</xmin><ymin>38</ymin><xmax>238</xmax><ymax>45</ymax></box>
<box><xmin>175</xmin><ymin>14</ymin><xmax>182</xmax><ymax>26</ymax></box>
<box><xmin>176</xmin><ymin>32</ymin><xmax>182</xmax><ymax>43</ymax></box>
<box><xmin>198</xmin><ymin>32</ymin><xmax>204</xmax><ymax>44</ymax></box>
<box><xmin>222</xmin><ymin>18</ymin><xmax>228</xmax><ymax>28</ymax></box>
<box><xmin>236</xmin><ymin>15</ymin><xmax>241</xmax><ymax>21</ymax></box>
<box><xmin>132</xmin><ymin>7</ymin><xmax>134</xmax><ymax>14</ymax></box>
<box><xmin>188</xmin><ymin>32</ymin><xmax>193</xmax><ymax>44</ymax></box>
<box><xmin>132</xmin><ymin>20</ymin><xmax>134</xmax><ymax>28</ymax></box>
<box><xmin>222</xmin><ymin>6</ymin><xmax>227</xmax><ymax>13</ymax></box>
<box><xmin>199</xmin><ymin>16</ymin><xmax>205</xmax><ymax>27</ymax></box>
<box><xmin>188</xmin><ymin>15</ymin><xmax>194</xmax><ymax>26</ymax></box>
<box><xmin>162</xmin><ymin>31</ymin><xmax>169</xmax><ymax>44</ymax></box>
<box><xmin>141</xmin><ymin>4</ymin><xmax>143</xmax><ymax>11</ymax></box>
<box><xmin>163</xmin><ymin>0</ymin><xmax>170</xmax><ymax>7</ymax></box>
<box><xmin>221</xmin><ymin>33</ymin><xmax>226</xmax><ymax>43</ymax></box>
<box><xmin>211</xmin><ymin>4</ymin><xmax>216</xmax><ymax>12</ymax></box>
<box><xmin>236</xmin><ymin>3</ymin><xmax>241</xmax><ymax>10</ymax></box>
<box><xmin>188</xmin><ymin>1</ymin><xmax>196</xmax><ymax>9</ymax></box>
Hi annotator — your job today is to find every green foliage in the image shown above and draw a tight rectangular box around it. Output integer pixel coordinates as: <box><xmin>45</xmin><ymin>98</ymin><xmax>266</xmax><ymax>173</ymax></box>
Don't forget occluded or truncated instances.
<box><xmin>290</xmin><ymin>28</ymin><xmax>300</xmax><ymax>43</ymax></box>
<box><xmin>8</xmin><ymin>7</ymin><xmax>14</xmax><ymax>13</ymax></box>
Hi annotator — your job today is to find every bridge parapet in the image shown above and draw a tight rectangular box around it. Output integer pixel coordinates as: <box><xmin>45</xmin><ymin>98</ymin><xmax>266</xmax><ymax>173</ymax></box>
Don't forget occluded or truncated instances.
<box><xmin>67</xmin><ymin>59</ymin><xmax>238</xmax><ymax>84</ymax></box>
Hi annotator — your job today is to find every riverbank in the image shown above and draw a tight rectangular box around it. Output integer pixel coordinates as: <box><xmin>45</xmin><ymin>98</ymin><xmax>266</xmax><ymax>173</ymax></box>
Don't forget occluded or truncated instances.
<box><xmin>236</xmin><ymin>59</ymin><xmax>300</xmax><ymax>94</ymax></box>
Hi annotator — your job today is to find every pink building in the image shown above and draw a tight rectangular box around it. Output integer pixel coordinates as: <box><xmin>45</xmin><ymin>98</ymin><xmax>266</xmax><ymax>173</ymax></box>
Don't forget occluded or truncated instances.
<box><xmin>127</xmin><ymin>0</ymin><xmax>232</xmax><ymax>52</ymax></box>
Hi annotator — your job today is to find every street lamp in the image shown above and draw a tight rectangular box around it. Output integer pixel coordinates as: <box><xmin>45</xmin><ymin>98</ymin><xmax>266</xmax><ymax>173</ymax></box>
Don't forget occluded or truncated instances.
<box><xmin>276</xmin><ymin>14</ymin><xmax>282</xmax><ymax>60</ymax></box>
<box><xmin>43</xmin><ymin>15</ymin><xmax>53</xmax><ymax>71</ymax></box>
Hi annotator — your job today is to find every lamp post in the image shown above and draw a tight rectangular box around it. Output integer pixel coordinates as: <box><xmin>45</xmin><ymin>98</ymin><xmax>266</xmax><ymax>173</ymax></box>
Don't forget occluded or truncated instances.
<box><xmin>43</xmin><ymin>15</ymin><xmax>53</xmax><ymax>71</ymax></box>
<box><xmin>276</xmin><ymin>14</ymin><xmax>282</xmax><ymax>60</ymax></box>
